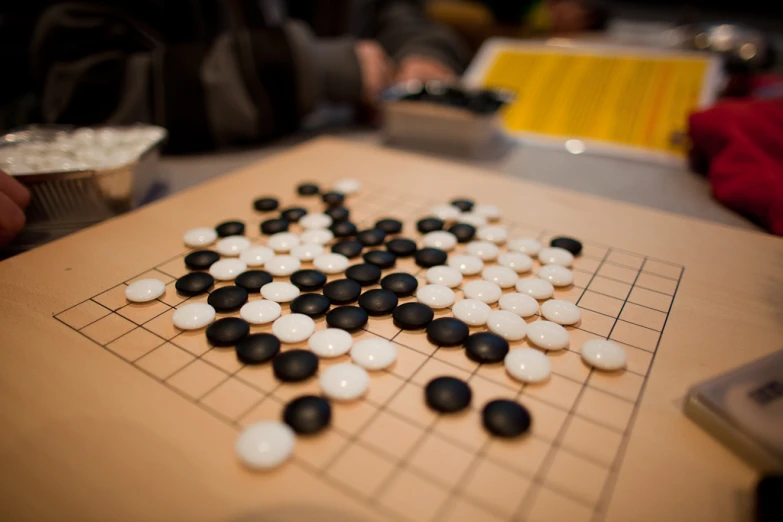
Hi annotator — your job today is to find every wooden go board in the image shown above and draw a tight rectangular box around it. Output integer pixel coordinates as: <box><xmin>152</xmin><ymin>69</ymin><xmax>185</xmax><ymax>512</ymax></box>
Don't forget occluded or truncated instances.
<box><xmin>1</xmin><ymin>138</ymin><xmax>779</xmax><ymax>522</ymax></box>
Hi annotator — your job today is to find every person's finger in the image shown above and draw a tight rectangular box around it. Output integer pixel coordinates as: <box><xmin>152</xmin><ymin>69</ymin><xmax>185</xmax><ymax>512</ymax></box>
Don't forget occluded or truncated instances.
<box><xmin>0</xmin><ymin>190</ymin><xmax>26</xmax><ymax>248</ymax></box>
<box><xmin>0</xmin><ymin>171</ymin><xmax>31</xmax><ymax>209</ymax></box>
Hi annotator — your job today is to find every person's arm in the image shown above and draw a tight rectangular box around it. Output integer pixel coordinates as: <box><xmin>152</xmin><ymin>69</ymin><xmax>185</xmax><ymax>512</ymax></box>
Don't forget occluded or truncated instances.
<box><xmin>0</xmin><ymin>171</ymin><xmax>29</xmax><ymax>248</ymax></box>
<box><xmin>372</xmin><ymin>0</ymin><xmax>471</xmax><ymax>82</ymax></box>
<box><xmin>29</xmin><ymin>3</ymin><xmax>370</xmax><ymax>152</ymax></box>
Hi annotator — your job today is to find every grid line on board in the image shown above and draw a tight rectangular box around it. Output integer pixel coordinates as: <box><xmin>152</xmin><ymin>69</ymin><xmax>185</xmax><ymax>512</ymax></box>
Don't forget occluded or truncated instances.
<box><xmin>52</xmin><ymin>184</ymin><xmax>684</xmax><ymax>522</ymax></box>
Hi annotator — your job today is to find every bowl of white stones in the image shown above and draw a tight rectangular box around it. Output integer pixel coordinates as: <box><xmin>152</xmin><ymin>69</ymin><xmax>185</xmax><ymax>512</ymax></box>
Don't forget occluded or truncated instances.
<box><xmin>0</xmin><ymin>124</ymin><xmax>166</xmax><ymax>253</ymax></box>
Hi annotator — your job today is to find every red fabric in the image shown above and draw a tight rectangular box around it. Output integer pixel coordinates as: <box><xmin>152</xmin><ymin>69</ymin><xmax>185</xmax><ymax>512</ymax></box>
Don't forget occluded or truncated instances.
<box><xmin>689</xmin><ymin>93</ymin><xmax>783</xmax><ymax>235</ymax></box>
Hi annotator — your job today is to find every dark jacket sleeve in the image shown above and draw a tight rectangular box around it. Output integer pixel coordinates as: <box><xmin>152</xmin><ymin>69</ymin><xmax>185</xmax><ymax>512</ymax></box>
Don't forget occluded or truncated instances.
<box><xmin>373</xmin><ymin>0</ymin><xmax>471</xmax><ymax>73</ymax></box>
<box><xmin>29</xmin><ymin>3</ymin><xmax>362</xmax><ymax>152</ymax></box>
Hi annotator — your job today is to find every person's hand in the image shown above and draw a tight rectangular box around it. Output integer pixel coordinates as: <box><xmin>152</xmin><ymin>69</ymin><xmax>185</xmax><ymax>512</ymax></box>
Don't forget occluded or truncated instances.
<box><xmin>355</xmin><ymin>40</ymin><xmax>394</xmax><ymax>105</ymax></box>
<box><xmin>0</xmin><ymin>170</ymin><xmax>30</xmax><ymax>247</ymax></box>
<box><xmin>395</xmin><ymin>55</ymin><xmax>457</xmax><ymax>84</ymax></box>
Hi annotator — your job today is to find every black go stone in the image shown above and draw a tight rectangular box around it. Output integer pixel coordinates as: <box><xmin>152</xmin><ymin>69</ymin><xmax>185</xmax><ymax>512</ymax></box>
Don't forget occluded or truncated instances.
<box><xmin>254</xmin><ymin>197</ymin><xmax>279</xmax><ymax>212</ymax></box>
<box><xmin>215</xmin><ymin>220</ymin><xmax>245</xmax><ymax>237</ymax></box>
<box><xmin>323</xmin><ymin>279</ymin><xmax>362</xmax><ymax>304</ymax></box>
<box><xmin>325</xmin><ymin>206</ymin><xmax>350</xmax><ymax>222</ymax></box>
<box><xmin>235</xmin><ymin>333</ymin><xmax>280</xmax><ymax>364</ymax></box>
<box><xmin>207</xmin><ymin>285</ymin><xmax>249</xmax><ymax>312</ymax></box>
<box><xmin>363</xmin><ymin>250</ymin><xmax>396</xmax><ymax>269</ymax></box>
<box><xmin>260</xmin><ymin>218</ymin><xmax>289</xmax><ymax>235</ymax></box>
<box><xmin>393</xmin><ymin>302</ymin><xmax>434</xmax><ymax>330</ymax></box>
<box><xmin>206</xmin><ymin>317</ymin><xmax>250</xmax><ymax>347</ymax></box>
<box><xmin>273</xmin><ymin>349</ymin><xmax>319</xmax><ymax>382</ymax></box>
<box><xmin>550</xmin><ymin>236</ymin><xmax>583</xmax><ymax>256</ymax></box>
<box><xmin>346</xmin><ymin>263</ymin><xmax>382</xmax><ymax>286</ymax></box>
<box><xmin>184</xmin><ymin>250</ymin><xmax>220</xmax><ymax>270</ymax></box>
<box><xmin>290</xmin><ymin>294</ymin><xmax>331</xmax><ymax>319</ymax></box>
<box><xmin>381</xmin><ymin>272</ymin><xmax>418</xmax><ymax>297</ymax></box>
<box><xmin>375</xmin><ymin>218</ymin><xmax>403</xmax><ymax>234</ymax></box>
<box><xmin>358</xmin><ymin>289</ymin><xmax>398</xmax><ymax>316</ymax></box>
<box><xmin>326</xmin><ymin>306</ymin><xmax>368</xmax><ymax>332</ymax></box>
<box><xmin>283</xmin><ymin>395</ymin><xmax>331</xmax><ymax>435</ymax></box>
<box><xmin>426</xmin><ymin>317</ymin><xmax>470</xmax><ymax>347</ymax></box>
<box><xmin>281</xmin><ymin>207</ymin><xmax>307</xmax><ymax>223</ymax></box>
<box><xmin>297</xmin><ymin>183</ymin><xmax>320</xmax><ymax>196</ymax></box>
<box><xmin>451</xmin><ymin>198</ymin><xmax>474</xmax><ymax>212</ymax></box>
<box><xmin>386</xmin><ymin>238</ymin><xmax>417</xmax><ymax>257</ymax></box>
<box><xmin>235</xmin><ymin>270</ymin><xmax>273</xmax><ymax>293</ymax></box>
<box><xmin>175</xmin><ymin>272</ymin><xmax>214</xmax><ymax>296</ymax></box>
<box><xmin>322</xmin><ymin>191</ymin><xmax>345</xmax><ymax>207</ymax></box>
<box><xmin>417</xmin><ymin>217</ymin><xmax>445</xmax><ymax>234</ymax></box>
<box><xmin>464</xmin><ymin>332</ymin><xmax>509</xmax><ymax>363</ymax></box>
<box><xmin>448</xmin><ymin>223</ymin><xmax>476</xmax><ymax>243</ymax></box>
<box><xmin>290</xmin><ymin>269</ymin><xmax>327</xmax><ymax>291</ymax></box>
<box><xmin>331</xmin><ymin>221</ymin><xmax>358</xmax><ymax>238</ymax></box>
<box><xmin>357</xmin><ymin>228</ymin><xmax>386</xmax><ymax>247</ymax></box>
<box><xmin>331</xmin><ymin>239</ymin><xmax>363</xmax><ymax>258</ymax></box>
<box><xmin>425</xmin><ymin>376</ymin><xmax>472</xmax><ymax>413</ymax></box>
<box><xmin>482</xmin><ymin>399</ymin><xmax>532</xmax><ymax>438</ymax></box>
<box><xmin>415</xmin><ymin>247</ymin><xmax>448</xmax><ymax>268</ymax></box>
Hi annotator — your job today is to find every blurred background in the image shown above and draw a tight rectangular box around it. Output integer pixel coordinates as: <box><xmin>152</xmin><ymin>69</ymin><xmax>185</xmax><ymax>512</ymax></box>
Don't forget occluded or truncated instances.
<box><xmin>1</xmin><ymin>1</ymin><xmax>782</xmax><ymax>257</ymax></box>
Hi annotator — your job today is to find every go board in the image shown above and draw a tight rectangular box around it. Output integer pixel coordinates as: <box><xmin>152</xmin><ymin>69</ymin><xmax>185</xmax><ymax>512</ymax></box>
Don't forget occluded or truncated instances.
<box><xmin>1</xmin><ymin>138</ymin><xmax>780</xmax><ymax>522</ymax></box>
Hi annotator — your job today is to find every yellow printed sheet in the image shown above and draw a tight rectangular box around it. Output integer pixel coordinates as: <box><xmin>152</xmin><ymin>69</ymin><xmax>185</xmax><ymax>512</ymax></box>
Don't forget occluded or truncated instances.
<box><xmin>465</xmin><ymin>40</ymin><xmax>719</xmax><ymax>159</ymax></box>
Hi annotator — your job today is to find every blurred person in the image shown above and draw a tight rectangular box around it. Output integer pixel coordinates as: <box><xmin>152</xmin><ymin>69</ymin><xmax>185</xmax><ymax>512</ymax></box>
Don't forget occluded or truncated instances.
<box><xmin>4</xmin><ymin>1</ymin><xmax>470</xmax><ymax>152</ymax></box>
<box><xmin>0</xmin><ymin>171</ymin><xmax>30</xmax><ymax>248</ymax></box>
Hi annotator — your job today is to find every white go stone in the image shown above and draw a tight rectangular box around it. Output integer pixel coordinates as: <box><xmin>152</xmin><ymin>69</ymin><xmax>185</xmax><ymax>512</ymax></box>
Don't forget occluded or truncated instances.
<box><xmin>300</xmin><ymin>228</ymin><xmax>333</xmax><ymax>245</ymax></box>
<box><xmin>236</xmin><ymin>422</ymin><xmax>295</xmax><ymax>470</ymax></box>
<box><xmin>183</xmin><ymin>227</ymin><xmax>217</xmax><ymax>247</ymax></box>
<box><xmin>300</xmin><ymin>213</ymin><xmax>332</xmax><ymax>230</ymax></box>
<box><xmin>272</xmin><ymin>313</ymin><xmax>315</xmax><ymax>343</ymax></box>
<box><xmin>515</xmin><ymin>277</ymin><xmax>554</xmax><ymax>300</ymax></box>
<box><xmin>426</xmin><ymin>265</ymin><xmax>463</xmax><ymax>288</ymax></box>
<box><xmin>527</xmin><ymin>321</ymin><xmax>570</xmax><ymax>350</ymax></box>
<box><xmin>209</xmin><ymin>259</ymin><xmax>247</xmax><ymax>281</ymax></box>
<box><xmin>268</xmin><ymin>232</ymin><xmax>300</xmax><ymax>253</ymax></box>
<box><xmin>308</xmin><ymin>329</ymin><xmax>353</xmax><ymax>358</ymax></box>
<box><xmin>265</xmin><ymin>255</ymin><xmax>301</xmax><ymax>276</ymax></box>
<box><xmin>487</xmin><ymin>310</ymin><xmax>527</xmax><ymax>341</ymax></box>
<box><xmin>473</xmin><ymin>203</ymin><xmax>501</xmax><ymax>221</ymax></box>
<box><xmin>239</xmin><ymin>300</ymin><xmax>282</xmax><ymax>325</ymax></box>
<box><xmin>538</xmin><ymin>247</ymin><xmax>574</xmax><ymax>267</ymax></box>
<box><xmin>350</xmin><ymin>338</ymin><xmax>397</xmax><ymax>370</ymax></box>
<box><xmin>466</xmin><ymin>240</ymin><xmax>499</xmax><ymax>261</ymax></box>
<box><xmin>581</xmin><ymin>339</ymin><xmax>627</xmax><ymax>371</ymax></box>
<box><xmin>462</xmin><ymin>280</ymin><xmax>502</xmax><ymax>304</ymax></box>
<box><xmin>498</xmin><ymin>252</ymin><xmax>533</xmax><ymax>273</ymax></box>
<box><xmin>458</xmin><ymin>212</ymin><xmax>487</xmax><ymax>228</ymax></box>
<box><xmin>216</xmin><ymin>235</ymin><xmax>250</xmax><ymax>256</ymax></box>
<box><xmin>431</xmin><ymin>204</ymin><xmax>461</xmax><ymax>221</ymax></box>
<box><xmin>291</xmin><ymin>242</ymin><xmax>324</xmax><ymax>261</ymax></box>
<box><xmin>172</xmin><ymin>303</ymin><xmax>216</xmax><ymax>330</ymax></box>
<box><xmin>482</xmin><ymin>266</ymin><xmax>518</xmax><ymax>288</ymax></box>
<box><xmin>499</xmin><ymin>293</ymin><xmax>539</xmax><ymax>317</ymax></box>
<box><xmin>508</xmin><ymin>238</ymin><xmax>542</xmax><ymax>256</ymax></box>
<box><xmin>422</xmin><ymin>231</ymin><xmax>457</xmax><ymax>251</ymax></box>
<box><xmin>541</xmin><ymin>299</ymin><xmax>581</xmax><ymax>325</ymax></box>
<box><xmin>313</xmin><ymin>253</ymin><xmax>349</xmax><ymax>274</ymax></box>
<box><xmin>125</xmin><ymin>278</ymin><xmax>165</xmax><ymax>302</ymax></box>
<box><xmin>260</xmin><ymin>282</ymin><xmax>300</xmax><ymax>303</ymax></box>
<box><xmin>416</xmin><ymin>284</ymin><xmax>456</xmax><ymax>309</ymax></box>
<box><xmin>240</xmin><ymin>246</ymin><xmax>275</xmax><ymax>266</ymax></box>
<box><xmin>476</xmin><ymin>225</ymin><xmax>508</xmax><ymax>244</ymax></box>
<box><xmin>319</xmin><ymin>363</ymin><xmax>369</xmax><ymax>401</ymax></box>
<box><xmin>538</xmin><ymin>264</ymin><xmax>574</xmax><ymax>287</ymax></box>
<box><xmin>452</xmin><ymin>299</ymin><xmax>491</xmax><ymax>326</ymax></box>
<box><xmin>447</xmin><ymin>254</ymin><xmax>484</xmax><ymax>275</ymax></box>
<box><xmin>505</xmin><ymin>348</ymin><xmax>551</xmax><ymax>383</ymax></box>
<box><xmin>333</xmin><ymin>178</ymin><xmax>361</xmax><ymax>194</ymax></box>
